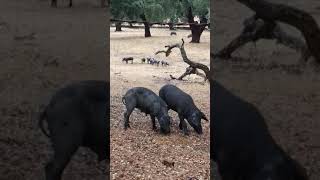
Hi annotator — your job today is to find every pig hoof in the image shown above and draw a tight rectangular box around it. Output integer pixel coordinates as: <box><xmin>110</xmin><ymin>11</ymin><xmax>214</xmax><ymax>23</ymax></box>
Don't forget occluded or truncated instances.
<box><xmin>182</xmin><ymin>129</ymin><xmax>189</xmax><ymax>135</ymax></box>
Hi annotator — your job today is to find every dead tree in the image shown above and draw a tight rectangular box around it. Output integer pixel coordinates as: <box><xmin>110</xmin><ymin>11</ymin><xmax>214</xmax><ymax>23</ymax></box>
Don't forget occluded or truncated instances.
<box><xmin>156</xmin><ymin>39</ymin><xmax>210</xmax><ymax>81</ymax></box>
<box><xmin>217</xmin><ymin>0</ymin><xmax>320</xmax><ymax>64</ymax></box>
<box><xmin>214</xmin><ymin>15</ymin><xmax>311</xmax><ymax>63</ymax></box>
<box><xmin>240</xmin><ymin>0</ymin><xmax>320</xmax><ymax>63</ymax></box>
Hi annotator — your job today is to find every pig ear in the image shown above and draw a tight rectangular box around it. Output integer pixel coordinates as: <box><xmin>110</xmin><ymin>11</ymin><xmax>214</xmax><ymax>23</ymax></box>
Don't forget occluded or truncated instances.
<box><xmin>200</xmin><ymin>111</ymin><xmax>208</xmax><ymax>121</ymax></box>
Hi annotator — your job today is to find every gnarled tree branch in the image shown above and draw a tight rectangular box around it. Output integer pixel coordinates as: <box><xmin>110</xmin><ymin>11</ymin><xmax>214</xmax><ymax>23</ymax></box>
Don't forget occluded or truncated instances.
<box><xmin>237</xmin><ymin>0</ymin><xmax>320</xmax><ymax>63</ymax></box>
<box><xmin>156</xmin><ymin>39</ymin><xmax>210</xmax><ymax>81</ymax></box>
<box><xmin>214</xmin><ymin>15</ymin><xmax>311</xmax><ymax>63</ymax></box>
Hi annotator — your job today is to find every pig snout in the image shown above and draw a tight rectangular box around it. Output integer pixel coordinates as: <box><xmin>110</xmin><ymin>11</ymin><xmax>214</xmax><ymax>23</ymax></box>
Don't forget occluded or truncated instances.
<box><xmin>188</xmin><ymin>113</ymin><xmax>203</xmax><ymax>134</ymax></box>
<box><xmin>194</xmin><ymin>125</ymin><xmax>203</xmax><ymax>134</ymax></box>
<box><xmin>160</xmin><ymin>126</ymin><xmax>170</xmax><ymax>134</ymax></box>
<box><xmin>188</xmin><ymin>120</ymin><xmax>203</xmax><ymax>134</ymax></box>
<box><xmin>159</xmin><ymin>116</ymin><xmax>171</xmax><ymax>134</ymax></box>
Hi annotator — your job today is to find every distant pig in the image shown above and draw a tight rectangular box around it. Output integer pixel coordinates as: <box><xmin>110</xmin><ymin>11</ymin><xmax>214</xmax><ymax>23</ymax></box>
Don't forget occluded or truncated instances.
<box><xmin>161</xmin><ymin>60</ymin><xmax>169</xmax><ymax>66</ymax></box>
<box><xmin>122</xmin><ymin>87</ymin><xmax>171</xmax><ymax>134</ymax></box>
<box><xmin>122</xmin><ymin>57</ymin><xmax>133</xmax><ymax>64</ymax></box>
<box><xmin>170</xmin><ymin>32</ymin><xmax>177</xmax><ymax>36</ymax></box>
<box><xmin>159</xmin><ymin>84</ymin><xmax>208</xmax><ymax>135</ymax></box>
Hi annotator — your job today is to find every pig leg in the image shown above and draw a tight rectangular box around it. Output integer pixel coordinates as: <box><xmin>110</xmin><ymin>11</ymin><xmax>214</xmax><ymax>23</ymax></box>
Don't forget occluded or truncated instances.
<box><xmin>151</xmin><ymin>115</ymin><xmax>157</xmax><ymax>130</ymax></box>
<box><xmin>45</xmin><ymin>142</ymin><xmax>80</xmax><ymax>180</ymax></box>
<box><xmin>123</xmin><ymin>100</ymin><xmax>135</xmax><ymax>129</ymax></box>
<box><xmin>69</xmin><ymin>0</ymin><xmax>72</xmax><ymax>7</ymax></box>
<box><xmin>218</xmin><ymin>167</ymin><xmax>234</xmax><ymax>180</ymax></box>
<box><xmin>45</xmin><ymin>117</ymin><xmax>83</xmax><ymax>180</ymax></box>
<box><xmin>178</xmin><ymin>114</ymin><xmax>189</xmax><ymax>135</ymax></box>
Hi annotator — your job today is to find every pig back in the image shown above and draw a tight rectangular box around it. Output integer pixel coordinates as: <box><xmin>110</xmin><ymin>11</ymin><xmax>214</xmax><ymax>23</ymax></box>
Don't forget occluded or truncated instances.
<box><xmin>135</xmin><ymin>90</ymin><xmax>162</xmax><ymax>116</ymax></box>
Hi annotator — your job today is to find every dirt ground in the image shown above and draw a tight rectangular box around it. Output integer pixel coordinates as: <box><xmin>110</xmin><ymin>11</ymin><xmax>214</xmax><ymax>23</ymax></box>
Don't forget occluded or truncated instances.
<box><xmin>212</xmin><ymin>0</ymin><xmax>320</xmax><ymax>179</ymax></box>
<box><xmin>0</xmin><ymin>0</ymin><xmax>108</xmax><ymax>179</ymax></box>
<box><xmin>110</xmin><ymin>27</ymin><xmax>210</xmax><ymax>179</ymax></box>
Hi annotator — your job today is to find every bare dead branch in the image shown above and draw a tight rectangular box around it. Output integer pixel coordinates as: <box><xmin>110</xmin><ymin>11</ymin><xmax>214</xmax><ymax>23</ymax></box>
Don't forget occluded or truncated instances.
<box><xmin>155</xmin><ymin>44</ymin><xmax>180</xmax><ymax>57</ymax></box>
<box><xmin>157</xmin><ymin>39</ymin><xmax>210</xmax><ymax>81</ymax></box>
<box><xmin>237</xmin><ymin>0</ymin><xmax>320</xmax><ymax>63</ymax></box>
<box><xmin>214</xmin><ymin>15</ymin><xmax>312</xmax><ymax>63</ymax></box>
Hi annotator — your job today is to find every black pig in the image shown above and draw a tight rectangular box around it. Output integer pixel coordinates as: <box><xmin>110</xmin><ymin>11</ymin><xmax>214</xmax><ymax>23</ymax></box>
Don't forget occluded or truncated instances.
<box><xmin>211</xmin><ymin>80</ymin><xmax>308</xmax><ymax>180</ymax></box>
<box><xmin>170</xmin><ymin>32</ymin><xmax>177</xmax><ymax>36</ymax></box>
<box><xmin>159</xmin><ymin>84</ymin><xmax>208</xmax><ymax>135</ymax></box>
<box><xmin>122</xmin><ymin>87</ymin><xmax>171</xmax><ymax>134</ymax></box>
<box><xmin>122</xmin><ymin>57</ymin><xmax>133</xmax><ymax>64</ymax></box>
<box><xmin>161</xmin><ymin>60</ymin><xmax>169</xmax><ymax>66</ymax></box>
<box><xmin>38</xmin><ymin>80</ymin><xmax>109</xmax><ymax>180</ymax></box>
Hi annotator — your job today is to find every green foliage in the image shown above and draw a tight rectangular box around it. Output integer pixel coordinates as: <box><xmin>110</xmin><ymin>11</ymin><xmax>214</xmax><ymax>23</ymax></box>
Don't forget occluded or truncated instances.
<box><xmin>110</xmin><ymin>0</ymin><xmax>210</xmax><ymax>23</ymax></box>
<box><xmin>161</xmin><ymin>0</ymin><xmax>184</xmax><ymax>23</ymax></box>
<box><xmin>110</xmin><ymin>0</ymin><xmax>131</xmax><ymax>19</ymax></box>
<box><xmin>191</xmin><ymin>0</ymin><xmax>209</xmax><ymax>18</ymax></box>
<box><xmin>111</xmin><ymin>0</ymin><xmax>166</xmax><ymax>22</ymax></box>
<box><xmin>180</xmin><ymin>0</ymin><xmax>210</xmax><ymax>21</ymax></box>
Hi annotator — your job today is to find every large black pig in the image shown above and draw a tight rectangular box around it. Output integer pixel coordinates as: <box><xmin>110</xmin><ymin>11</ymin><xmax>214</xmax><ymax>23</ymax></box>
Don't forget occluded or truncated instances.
<box><xmin>159</xmin><ymin>84</ymin><xmax>208</xmax><ymax>135</ymax></box>
<box><xmin>211</xmin><ymin>80</ymin><xmax>308</xmax><ymax>180</ymax></box>
<box><xmin>122</xmin><ymin>87</ymin><xmax>171</xmax><ymax>134</ymax></box>
<box><xmin>39</xmin><ymin>80</ymin><xmax>109</xmax><ymax>180</ymax></box>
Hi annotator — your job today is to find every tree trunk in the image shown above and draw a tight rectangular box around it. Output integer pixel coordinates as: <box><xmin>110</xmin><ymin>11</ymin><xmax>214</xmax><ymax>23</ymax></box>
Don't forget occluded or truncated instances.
<box><xmin>69</xmin><ymin>0</ymin><xmax>72</xmax><ymax>7</ymax></box>
<box><xmin>140</xmin><ymin>13</ymin><xmax>151</xmax><ymax>37</ymax></box>
<box><xmin>51</xmin><ymin>0</ymin><xmax>57</xmax><ymax>7</ymax></box>
<box><xmin>187</xmin><ymin>6</ymin><xmax>206</xmax><ymax>43</ymax></box>
<box><xmin>115</xmin><ymin>22</ymin><xmax>122</xmax><ymax>31</ymax></box>
<box><xmin>101</xmin><ymin>0</ymin><xmax>106</xmax><ymax>7</ymax></box>
<box><xmin>168</xmin><ymin>22</ymin><xmax>175</xmax><ymax>30</ymax></box>
<box><xmin>144</xmin><ymin>22</ymin><xmax>151</xmax><ymax>37</ymax></box>
<box><xmin>190</xmin><ymin>25</ymin><xmax>203</xmax><ymax>43</ymax></box>
<box><xmin>237</xmin><ymin>0</ymin><xmax>320</xmax><ymax>63</ymax></box>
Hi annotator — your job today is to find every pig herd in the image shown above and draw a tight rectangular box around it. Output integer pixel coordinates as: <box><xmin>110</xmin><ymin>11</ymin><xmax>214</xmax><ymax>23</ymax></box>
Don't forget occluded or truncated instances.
<box><xmin>122</xmin><ymin>57</ymin><xmax>170</xmax><ymax>66</ymax></box>
<box><xmin>38</xmin><ymin>80</ymin><xmax>308</xmax><ymax>180</ymax></box>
